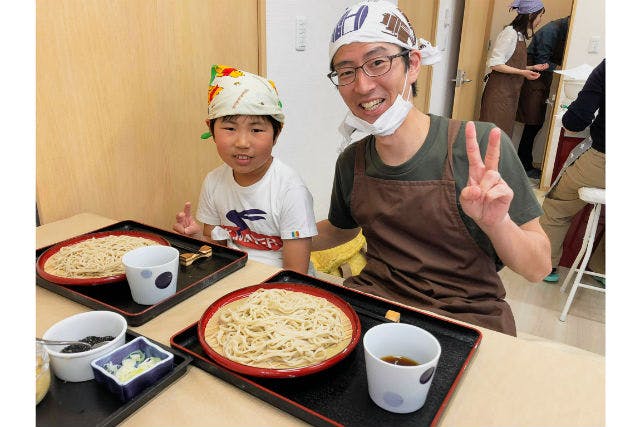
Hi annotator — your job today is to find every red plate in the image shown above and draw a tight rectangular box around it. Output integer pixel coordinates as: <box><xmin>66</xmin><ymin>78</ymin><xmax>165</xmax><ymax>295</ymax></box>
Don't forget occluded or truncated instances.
<box><xmin>198</xmin><ymin>282</ymin><xmax>361</xmax><ymax>378</ymax></box>
<box><xmin>36</xmin><ymin>230</ymin><xmax>171</xmax><ymax>286</ymax></box>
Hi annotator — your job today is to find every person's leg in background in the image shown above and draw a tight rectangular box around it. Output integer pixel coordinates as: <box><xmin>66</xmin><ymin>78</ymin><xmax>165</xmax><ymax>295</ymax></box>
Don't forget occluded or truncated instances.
<box><xmin>539</xmin><ymin>148</ymin><xmax>605</xmax><ymax>282</ymax></box>
<box><xmin>539</xmin><ymin>188</ymin><xmax>587</xmax><ymax>281</ymax></box>
<box><xmin>518</xmin><ymin>123</ymin><xmax>543</xmax><ymax>178</ymax></box>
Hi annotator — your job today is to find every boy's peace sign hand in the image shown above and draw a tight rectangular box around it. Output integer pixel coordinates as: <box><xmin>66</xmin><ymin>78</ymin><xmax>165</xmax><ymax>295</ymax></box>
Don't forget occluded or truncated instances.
<box><xmin>173</xmin><ymin>202</ymin><xmax>202</xmax><ymax>236</ymax></box>
<box><xmin>459</xmin><ymin>122</ymin><xmax>513</xmax><ymax>229</ymax></box>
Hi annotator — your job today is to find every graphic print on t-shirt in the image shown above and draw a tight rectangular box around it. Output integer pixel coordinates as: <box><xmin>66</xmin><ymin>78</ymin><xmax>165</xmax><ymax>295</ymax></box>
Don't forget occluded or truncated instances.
<box><xmin>221</xmin><ymin>209</ymin><xmax>283</xmax><ymax>251</ymax></box>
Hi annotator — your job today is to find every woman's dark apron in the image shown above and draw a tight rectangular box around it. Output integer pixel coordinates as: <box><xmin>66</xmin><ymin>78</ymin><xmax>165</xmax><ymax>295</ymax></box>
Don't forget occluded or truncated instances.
<box><xmin>517</xmin><ymin>31</ymin><xmax>567</xmax><ymax>125</ymax></box>
<box><xmin>343</xmin><ymin>120</ymin><xmax>517</xmax><ymax>336</ymax></box>
<box><xmin>479</xmin><ymin>36</ymin><xmax>527</xmax><ymax>138</ymax></box>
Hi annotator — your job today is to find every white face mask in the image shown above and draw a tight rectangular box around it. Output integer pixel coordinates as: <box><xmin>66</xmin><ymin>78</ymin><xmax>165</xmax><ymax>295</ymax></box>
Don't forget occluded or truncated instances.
<box><xmin>338</xmin><ymin>71</ymin><xmax>413</xmax><ymax>149</ymax></box>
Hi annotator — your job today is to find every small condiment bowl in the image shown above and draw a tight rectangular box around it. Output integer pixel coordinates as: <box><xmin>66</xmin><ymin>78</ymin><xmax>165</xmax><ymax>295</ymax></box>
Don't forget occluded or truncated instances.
<box><xmin>91</xmin><ymin>336</ymin><xmax>174</xmax><ymax>401</ymax></box>
<box><xmin>42</xmin><ymin>311</ymin><xmax>127</xmax><ymax>382</ymax></box>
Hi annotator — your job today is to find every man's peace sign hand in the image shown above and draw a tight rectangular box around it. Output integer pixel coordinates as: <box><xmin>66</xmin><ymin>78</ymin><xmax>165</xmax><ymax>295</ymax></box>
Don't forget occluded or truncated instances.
<box><xmin>459</xmin><ymin>122</ymin><xmax>513</xmax><ymax>229</ymax></box>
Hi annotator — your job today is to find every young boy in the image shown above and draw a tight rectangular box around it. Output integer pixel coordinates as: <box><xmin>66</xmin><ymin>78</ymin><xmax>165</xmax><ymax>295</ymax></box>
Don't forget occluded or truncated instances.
<box><xmin>174</xmin><ymin>65</ymin><xmax>317</xmax><ymax>274</ymax></box>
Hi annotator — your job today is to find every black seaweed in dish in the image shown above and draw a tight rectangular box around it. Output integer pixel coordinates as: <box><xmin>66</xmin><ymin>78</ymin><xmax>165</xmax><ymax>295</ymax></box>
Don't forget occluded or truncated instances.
<box><xmin>62</xmin><ymin>335</ymin><xmax>115</xmax><ymax>353</ymax></box>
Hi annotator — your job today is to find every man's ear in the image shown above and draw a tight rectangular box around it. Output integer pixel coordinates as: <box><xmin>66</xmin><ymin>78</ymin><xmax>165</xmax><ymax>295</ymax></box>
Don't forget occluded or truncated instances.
<box><xmin>408</xmin><ymin>50</ymin><xmax>421</xmax><ymax>84</ymax></box>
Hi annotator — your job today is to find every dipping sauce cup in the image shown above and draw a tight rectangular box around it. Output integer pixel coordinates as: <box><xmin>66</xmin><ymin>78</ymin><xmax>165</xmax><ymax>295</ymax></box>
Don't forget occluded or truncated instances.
<box><xmin>363</xmin><ymin>323</ymin><xmax>441</xmax><ymax>413</ymax></box>
<box><xmin>122</xmin><ymin>246</ymin><xmax>179</xmax><ymax>305</ymax></box>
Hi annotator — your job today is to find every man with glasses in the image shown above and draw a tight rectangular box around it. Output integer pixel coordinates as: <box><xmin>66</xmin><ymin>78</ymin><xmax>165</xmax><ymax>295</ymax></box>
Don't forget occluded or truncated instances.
<box><xmin>312</xmin><ymin>0</ymin><xmax>551</xmax><ymax>336</ymax></box>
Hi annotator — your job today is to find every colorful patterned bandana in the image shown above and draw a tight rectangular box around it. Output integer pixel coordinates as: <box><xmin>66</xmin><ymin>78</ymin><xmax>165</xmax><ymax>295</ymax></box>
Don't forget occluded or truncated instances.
<box><xmin>201</xmin><ymin>65</ymin><xmax>284</xmax><ymax>139</ymax></box>
<box><xmin>328</xmin><ymin>0</ymin><xmax>441</xmax><ymax>66</ymax></box>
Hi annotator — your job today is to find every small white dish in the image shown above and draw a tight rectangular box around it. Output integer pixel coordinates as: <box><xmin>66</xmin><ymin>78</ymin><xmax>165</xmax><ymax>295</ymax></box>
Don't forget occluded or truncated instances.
<box><xmin>42</xmin><ymin>311</ymin><xmax>127</xmax><ymax>382</ymax></box>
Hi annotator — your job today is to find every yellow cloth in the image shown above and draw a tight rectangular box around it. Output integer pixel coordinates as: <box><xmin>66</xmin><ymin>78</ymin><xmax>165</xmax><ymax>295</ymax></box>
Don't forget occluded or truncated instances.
<box><xmin>310</xmin><ymin>231</ymin><xmax>367</xmax><ymax>278</ymax></box>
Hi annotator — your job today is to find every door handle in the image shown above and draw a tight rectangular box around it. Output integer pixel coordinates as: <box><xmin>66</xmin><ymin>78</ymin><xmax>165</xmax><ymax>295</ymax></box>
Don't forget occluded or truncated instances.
<box><xmin>451</xmin><ymin>69</ymin><xmax>472</xmax><ymax>87</ymax></box>
<box><xmin>545</xmin><ymin>94</ymin><xmax>557</xmax><ymax>105</ymax></box>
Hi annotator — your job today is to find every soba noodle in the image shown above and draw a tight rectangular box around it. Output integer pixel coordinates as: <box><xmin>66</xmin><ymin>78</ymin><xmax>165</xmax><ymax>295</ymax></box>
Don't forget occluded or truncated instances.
<box><xmin>204</xmin><ymin>288</ymin><xmax>351</xmax><ymax>369</ymax></box>
<box><xmin>44</xmin><ymin>234</ymin><xmax>159</xmax><ymax>278</ymax></box>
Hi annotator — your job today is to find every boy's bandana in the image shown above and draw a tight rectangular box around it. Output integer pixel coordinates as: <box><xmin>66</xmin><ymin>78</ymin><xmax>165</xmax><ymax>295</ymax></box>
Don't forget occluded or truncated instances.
<box><xmin>201</xmin><ymin>65</ymin><xmax>284</xmax><ymax>139</ymax></box>
<box><xmin>328</xmin><ymin>0</ymin><xmax>441</xmax><ymax>66</ymax></box>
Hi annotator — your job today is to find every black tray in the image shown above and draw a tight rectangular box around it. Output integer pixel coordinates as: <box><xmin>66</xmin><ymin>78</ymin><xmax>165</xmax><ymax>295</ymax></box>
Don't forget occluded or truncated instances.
<box><xmin>37</xmin><ymin>330</ymin><xmax>192</xmax><ymax>427</ymax></box>
<box><xmin>36</xmin><ymin>220</ymin><xmax>247</xmax><ymax>326</ymax></box>
<box><xmin>170</xmin><ymin>270</ymin><xmax>481</xmax><ymax>427</ymax></box>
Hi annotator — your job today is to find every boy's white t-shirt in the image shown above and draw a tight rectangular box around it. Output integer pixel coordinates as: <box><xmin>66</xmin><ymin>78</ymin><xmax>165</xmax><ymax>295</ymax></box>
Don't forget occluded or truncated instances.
<box><xmin>195</xmin><ymin>158</ymin><xmax>317</xmax><ymax>268</ymax></box>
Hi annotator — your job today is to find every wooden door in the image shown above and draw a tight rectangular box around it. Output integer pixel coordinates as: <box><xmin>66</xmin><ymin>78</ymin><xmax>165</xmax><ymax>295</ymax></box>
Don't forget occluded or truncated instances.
<box><xmin>399</xmin><ymin>0</ymin><xmax>438</xmax><ymax>114</ymax></box>
<box><xmin>36</xmin><ymin>0</ymin><xmax>260</xmax><ymax>228</ymax></box>
<box><xmin>451</xmin><ymin>0</ymin><xmax>494</xmax><ymax>120</ymax></box>
<box><xmin>540</xmin><ymin>0</ymin><xmax>580</xmax><ymax>188</ymax></box>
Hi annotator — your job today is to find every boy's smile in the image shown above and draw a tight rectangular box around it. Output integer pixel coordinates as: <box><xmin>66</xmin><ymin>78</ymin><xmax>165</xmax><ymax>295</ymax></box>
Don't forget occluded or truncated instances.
<box><xmin>234</xmin><ymin>154</ymin><xmax>254</xmax><ymax>164</ymax></box>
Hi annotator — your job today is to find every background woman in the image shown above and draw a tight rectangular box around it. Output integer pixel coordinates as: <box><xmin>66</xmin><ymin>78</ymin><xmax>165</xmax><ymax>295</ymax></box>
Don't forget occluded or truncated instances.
<box><xmin>479</xmin><ymin>0</ymin><xmax>547</xmax><ymax>138</ymax></box>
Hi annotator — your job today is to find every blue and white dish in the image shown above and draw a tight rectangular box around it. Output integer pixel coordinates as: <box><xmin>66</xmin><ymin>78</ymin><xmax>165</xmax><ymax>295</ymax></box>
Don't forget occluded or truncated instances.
<box><xmin>91</xmin><ymin>336</ymin><xmax>174</xmax><ymax>401</ymax></box>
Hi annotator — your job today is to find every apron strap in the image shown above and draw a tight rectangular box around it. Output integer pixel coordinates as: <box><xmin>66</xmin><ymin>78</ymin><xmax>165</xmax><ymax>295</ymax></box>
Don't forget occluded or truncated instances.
<box><xmin>444</xmin><ymin>119</ymin><xmax>462</xmax><ymax>181</ymax></box>
<box><xmin>353</xmin><ymin>137</ymin><xmax>368</xmax><ymax>176</ymax></box>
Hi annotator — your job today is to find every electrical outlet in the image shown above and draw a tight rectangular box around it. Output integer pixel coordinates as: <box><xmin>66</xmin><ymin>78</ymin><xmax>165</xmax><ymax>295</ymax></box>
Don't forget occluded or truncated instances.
<box><xmin>588</xmin><ymin>36</ymin><xmax>600</xmax><ymax>54</ymax></box>
<box><xmin>295</xmin><ymin>16</ymin><xmax>307</xmax><ymax>51</ymax></box>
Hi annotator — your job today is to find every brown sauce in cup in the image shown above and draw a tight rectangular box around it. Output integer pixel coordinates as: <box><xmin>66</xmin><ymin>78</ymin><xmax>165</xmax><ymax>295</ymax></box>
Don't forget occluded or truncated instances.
<box><xmin>381</xmin><ymin>355</ymin><xmax>419</xmax><ymax>366</ymax></box>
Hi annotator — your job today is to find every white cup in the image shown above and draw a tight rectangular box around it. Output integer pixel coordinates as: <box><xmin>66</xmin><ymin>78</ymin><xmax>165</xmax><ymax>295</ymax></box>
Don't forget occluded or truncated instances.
<box><xmin>363</xmin><ymin>323</ymin><xmax>441</xmax><ymax>413</ymax></box>
<box><xmin>122</xmin><ymin>245</ymin><xmax>179</xmax><ymax>305</ymax></box>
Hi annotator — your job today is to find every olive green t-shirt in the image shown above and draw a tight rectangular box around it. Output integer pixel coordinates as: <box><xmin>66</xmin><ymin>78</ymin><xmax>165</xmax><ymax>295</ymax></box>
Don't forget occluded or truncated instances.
<box><xmin>328</xmin><ymin>114</ymin><xmax>543</xmax><ymax>270</ymax></box>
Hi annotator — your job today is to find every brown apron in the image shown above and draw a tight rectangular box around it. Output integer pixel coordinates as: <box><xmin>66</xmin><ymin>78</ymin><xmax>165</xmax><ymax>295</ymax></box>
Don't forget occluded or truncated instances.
<box><xmin>517</xmin><ymin>30</ymin><xmax>567</xmax><ymax>125</ymax></box>
<box><xmin>344</xmin><ymin>119</ymin><xmax>517</xmax><ymax>336</ymax></box>
<box><xmin>515</xmin><ymin>69</ymin><xmax>551</xmax><ymax>125</ymax></box>
<box><xmin>479</xmin><ymin>35</ymin><xmax>527</xmax><ymax>138</ymax></box>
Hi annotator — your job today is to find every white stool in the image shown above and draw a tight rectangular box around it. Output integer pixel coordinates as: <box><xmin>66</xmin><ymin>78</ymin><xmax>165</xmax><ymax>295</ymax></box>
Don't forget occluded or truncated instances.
<box><xmin>559</xmin><ymin>187</ymin><xmax>606</xmax><ymax>322</ymax></box>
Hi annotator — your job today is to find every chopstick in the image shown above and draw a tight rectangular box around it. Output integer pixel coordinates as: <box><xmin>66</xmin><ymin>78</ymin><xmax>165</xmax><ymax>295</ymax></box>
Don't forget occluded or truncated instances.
<box><xmin>354</xmin><ymin>306</ymin><xmax>401</xmax><ymax>323</ymax></box>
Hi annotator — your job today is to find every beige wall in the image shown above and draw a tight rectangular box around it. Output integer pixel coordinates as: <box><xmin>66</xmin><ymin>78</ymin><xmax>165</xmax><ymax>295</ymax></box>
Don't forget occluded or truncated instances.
<box><xmin>36</xmin><ymin>0</ymin><xmax>260</xmax><ymax>228</ymax></box>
